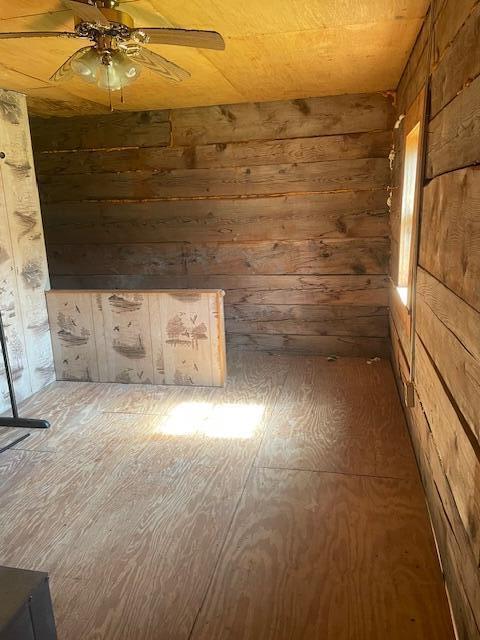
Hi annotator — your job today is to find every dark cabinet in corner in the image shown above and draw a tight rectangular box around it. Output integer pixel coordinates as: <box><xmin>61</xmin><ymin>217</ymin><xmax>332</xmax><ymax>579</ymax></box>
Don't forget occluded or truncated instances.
<box><xmin>0</xmin><ymin>566</ymin><xmax>57</xmax><ymax>640</ymax></box>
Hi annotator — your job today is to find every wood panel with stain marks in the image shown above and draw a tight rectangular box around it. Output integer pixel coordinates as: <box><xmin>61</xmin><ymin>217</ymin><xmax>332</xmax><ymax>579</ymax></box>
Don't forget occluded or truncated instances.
<box><xmin>93</xmin><ymin>291</ymin><xmax>155</xmax><ymax>385</ymax></box>
<box><xmin>0</xmin><ymin>88</ymin><xmax>53</xmax><ymax>412</ymax></box>
<box><xmin>46</xmin><ymin>290</ymin><xmax>226</xmax><ymax>388</ymax></box>
<box><xmin>45</xmin><ymin>291</ymin><xmax>99</xmax><ymax>383</ymax></box>
<box><xmin>0</xmin><ymin>165</ymin><xmax>30</xmax><ymax>407</ymax></box>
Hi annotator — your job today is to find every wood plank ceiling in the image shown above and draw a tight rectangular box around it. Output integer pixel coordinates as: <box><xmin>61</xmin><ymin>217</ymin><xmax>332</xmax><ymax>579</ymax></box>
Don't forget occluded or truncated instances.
<box><xmin>0</xmin><ymin>0</ymin><xmax>429</xmax><ymax>116</ymax></box>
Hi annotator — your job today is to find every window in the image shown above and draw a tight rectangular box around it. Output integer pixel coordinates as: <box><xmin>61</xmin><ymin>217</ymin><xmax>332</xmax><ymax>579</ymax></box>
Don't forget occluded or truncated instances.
<box><xmin>397</xmin><ymin>121</ymin><xmax>421</xmax><ymax>307</ymax></box>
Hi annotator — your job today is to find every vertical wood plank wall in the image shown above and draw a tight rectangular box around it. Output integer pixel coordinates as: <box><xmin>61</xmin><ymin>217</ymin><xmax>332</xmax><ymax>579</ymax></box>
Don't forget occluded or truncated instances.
<box><xmin>0</xmin><ymin>89</ymin><xmax>54</xmax><ymax>413</ymax></box>
<box><xmin>45</xmin><ymin>289</ymin><xmax>226</xmax><ymax>387</ymax></box>
<box><xmin>390</xmin><ymin>2</ymin><xmax>480</xmax><ymax>637</ymax></box>
<box><xmin>30</xmin><ymin>92</ymin><xmax>394</xmax><ymax>357</ymax></box>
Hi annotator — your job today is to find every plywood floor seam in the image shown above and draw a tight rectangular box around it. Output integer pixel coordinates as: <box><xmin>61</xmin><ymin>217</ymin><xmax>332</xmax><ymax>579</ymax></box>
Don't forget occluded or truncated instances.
<box><xmin>185</xmin><ymin>459</ymin><xmax>256</xmax><ymax>640</ymax></box>
<box><xmin>0</xmin><ymin>352</ymin><xmax>454</xmax><ymax>639</ymax></box>
<box><xmin>185</xmin><ymin>358</ymin><xmax>291</xmax><ymax>640</ymax></box>
<box><xmin>254</xmin><ymin>464</ymin><xmax>421</xmax><ymax>483</ymax></box>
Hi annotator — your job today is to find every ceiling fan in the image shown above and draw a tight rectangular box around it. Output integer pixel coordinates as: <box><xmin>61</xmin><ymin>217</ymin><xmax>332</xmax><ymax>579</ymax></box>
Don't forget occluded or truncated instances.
<box><xmin>0</xmin><ymin>0</ymin><xmax>225</xmax><ymax>93</ymax></box>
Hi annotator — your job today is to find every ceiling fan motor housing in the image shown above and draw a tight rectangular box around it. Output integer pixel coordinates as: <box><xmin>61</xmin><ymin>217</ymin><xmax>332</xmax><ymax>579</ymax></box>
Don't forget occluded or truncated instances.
<box><xmin>74</xmin><ymin>5</ymin><xmax>134</xmax><ymax>29</ymax></box>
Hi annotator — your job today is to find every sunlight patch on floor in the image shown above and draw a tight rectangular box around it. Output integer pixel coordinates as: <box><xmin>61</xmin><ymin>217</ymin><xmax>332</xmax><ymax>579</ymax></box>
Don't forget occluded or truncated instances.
<box><xmin>154</xmin><ymin>401</ymin><xmax>265</xmax><ymax>439</ymax></box>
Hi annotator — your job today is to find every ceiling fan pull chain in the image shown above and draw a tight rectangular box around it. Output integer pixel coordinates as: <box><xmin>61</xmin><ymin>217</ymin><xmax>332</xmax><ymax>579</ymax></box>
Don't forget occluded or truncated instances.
<box><xmin>108</xmin><ymin>66</ymin><xmax>113</xmax><ymax>111</ymax></box>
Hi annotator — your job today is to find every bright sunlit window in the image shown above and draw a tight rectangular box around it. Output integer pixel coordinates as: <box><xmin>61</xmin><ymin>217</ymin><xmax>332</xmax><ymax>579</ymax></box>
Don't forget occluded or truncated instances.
<box><xmin>398</xmin><ymin>121</ymin><xmax>421</xmax><ymax>307</ymax></box>
<box><xmin>154</xmin><ymin>401</ymin><xmax>265</xmax><ymax>439</ymax></box>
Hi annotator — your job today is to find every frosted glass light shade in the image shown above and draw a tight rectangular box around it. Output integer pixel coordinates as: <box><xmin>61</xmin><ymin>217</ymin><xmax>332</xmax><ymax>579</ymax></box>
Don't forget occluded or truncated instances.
<box><xmin>71</xmin><ymin>48</ymin><xmax>101</xmax><ymax>83</ymax></box>
<box><xmin>71</xmin><ymin>48</ymin><xmax>141</xmax><ymax>91</ymax></box>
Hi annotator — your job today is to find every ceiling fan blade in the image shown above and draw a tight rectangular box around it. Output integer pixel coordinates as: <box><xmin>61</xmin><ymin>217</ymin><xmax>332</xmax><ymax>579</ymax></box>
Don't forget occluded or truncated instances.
<box><xmin>61</xmin><ymin>0</ymin><xmax>111</xmax><ymax>27</ymax></box>
<box><xmin>133</xmin><ymin>28</ymin><xmax>225</xmax><ymax>50</ymax></box>
<box><xmin>49</xmin><ymin>46</ymin><xmax>92</xmax><ymax>82</ymax></box>
<box><xmin>0</xmin><ymin>31</ymin><xmax>78</xmax><ymax>39</ymax></box>
<box><xmin>125</xmin><ymin>45</ymin><xmax>190</xmax><ymax>82</ymax></box>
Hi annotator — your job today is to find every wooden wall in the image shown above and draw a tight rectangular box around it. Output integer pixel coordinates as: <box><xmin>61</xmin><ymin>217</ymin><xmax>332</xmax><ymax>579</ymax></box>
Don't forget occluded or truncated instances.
<box><xmin>0</xmin><ymin>89</ymin><xmax>54</xmax><ymax>414</ymax></box>
<box><xmin>30</xmin><ymin>92</ymin><xmax>393</xmax><ymax>357</ymax></box>
<box><xmin>390</xmin><ymin>1</ymin><xmax>480</xmax><ymax>638</ymax></box>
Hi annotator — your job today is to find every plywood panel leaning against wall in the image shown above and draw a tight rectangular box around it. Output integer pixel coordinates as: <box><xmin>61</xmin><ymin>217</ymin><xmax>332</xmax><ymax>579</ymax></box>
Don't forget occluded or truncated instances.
<box><xmin>389</xmin><ymin>2</ymin><xmax>480</xmax><ymax>638</ymax></box>
<box><xmin>0</xmin><ymin>158</ymin><xmax>30</xmax><ymax>407</ymax></box>
<box><xmin>0</xmin><ymin>89</ymin><xmax>54</xmax><ymax>413</ymax></box>
<box><xmin>31</xmin><ymin>91</ymin><xmax>394</xmax><ymax>358</ymax></box>
<box><xmin>46</xmin><ymin>290</ymin><xmax>226</xmax><ymax>387</ymax></box>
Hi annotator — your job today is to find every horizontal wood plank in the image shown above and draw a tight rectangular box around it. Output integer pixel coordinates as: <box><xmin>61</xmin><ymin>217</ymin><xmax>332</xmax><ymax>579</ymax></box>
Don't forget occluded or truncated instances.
<box><xmin>225</xmin><ymin>304</ymin><xmax>388</xmax><ymax>337</ymax></box>
<box><xmin>226</xmin><ymin>318</ymin><xmax>388</xmax><ymax>337</ymax></box>
<box><xmin>427</xmin><ymin>74</ymin><xmax>480</xmax><ymax>178</ymax></box>
<box><xmin>419</xmin><ymin>167</ymin><xmax>480</xmax><ymax>311</ymax></box>
<box><xmin>34</xmin><ymin>130</ymin><xmax>392</xmax><ymax>175</ymax></box>
<box><xmin>29</xmin><ymin>110</ymin><xmax>171</xmax><ymax>151</ymax></box>
<box><xmin>186</xmin><ymin>239</ymin><xmax>389</xmax><ymax>276</ymax></box>
<box><xmin>50</xmin><ymin>274</ymin><xmax>191</xmax><ymax>292</ymax></box>
<box><xmin>170</xmin><ymin>93</ymin><xmax>395</xmax><ymax>145</ymax></box>
<box><xmin>416</xmin><ymin>293</ymin><xmax>480</xmax><ymax>444</ymax></box>
<box><xmin>48</xmin><ymin>239</ymin><xmax>389</xmax><ymax>277</ymax></box>
<box><xmin>225</xmin><ymin>303</ymin><xmax>388</xmax><ymax>321</ymax></box>
<box><xmin>227</xmin><ymin>333</ymin><xmax>389</xmax><ymax>357</ymax></box>
<box><xmin>42</xmin><ymin>191</ymin><xmax>388</xmax><ymax>244</ymax></box>
<box><xmin>38</xmin><ymin>158</ymin><xmax>390</xmax><ymax>202</ymax></box>
<box><xmin>416</xmin><ymin>267</ymin><xmax>480</xmax><ymax>361</ymax></box>
<box><xmin>414</xmin><ymin>334</ymin><xmax>480</xmax><ymax>563</ymax></box>
<box><xmin>430</xmin><ymin>2</ymin><xmax>480</xmax><ymax>117</ymax></box>
<box><xmin>195</xmin><ymin>274</ymin><xmax>390</xmax><ymax>305</ymax></box>
<box><xmin>49</xmin><ymin>274</ymin><xmax>390</xmax><ymax>306</ymax></box>
<box><xmin>432</xmin><ymin>0</ymin><xmax>478</xmax><ymax>66</ymax></box>
<box><xmin>48</xmin><ymin>242</ymin><xmax>188</xmax><ymax>277</ymax></box>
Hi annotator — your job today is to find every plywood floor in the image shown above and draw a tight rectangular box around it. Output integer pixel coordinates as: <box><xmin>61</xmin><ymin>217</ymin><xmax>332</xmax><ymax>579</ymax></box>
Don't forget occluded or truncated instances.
<box><xmin>0</xmin><ymin>353</ymin><xmax>454</xmax><ymax>639</ymax></box>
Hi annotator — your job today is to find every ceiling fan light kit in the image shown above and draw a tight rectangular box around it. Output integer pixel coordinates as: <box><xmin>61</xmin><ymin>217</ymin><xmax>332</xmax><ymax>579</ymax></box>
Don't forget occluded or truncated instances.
<box><xmin>0</xmin><ymin>0</ymin><xmax>225</xmax><ymax>99</ymax></box>
<box><xmin>70</xmin><ymin>47</ymin><xmax>142</xmax><ymax>91</ymax></box>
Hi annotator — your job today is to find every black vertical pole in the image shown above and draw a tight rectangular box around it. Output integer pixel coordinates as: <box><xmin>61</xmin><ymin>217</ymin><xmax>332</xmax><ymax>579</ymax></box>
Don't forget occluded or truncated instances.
<box><xmin>0</xmin><ymin>309</ymin><xmax>50</xmax><ymax>429</ymax></box>
<box><xmin>0</xmin><ymin>307</ymin><xmax>19</xmax><ymax>419</ymax></box>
